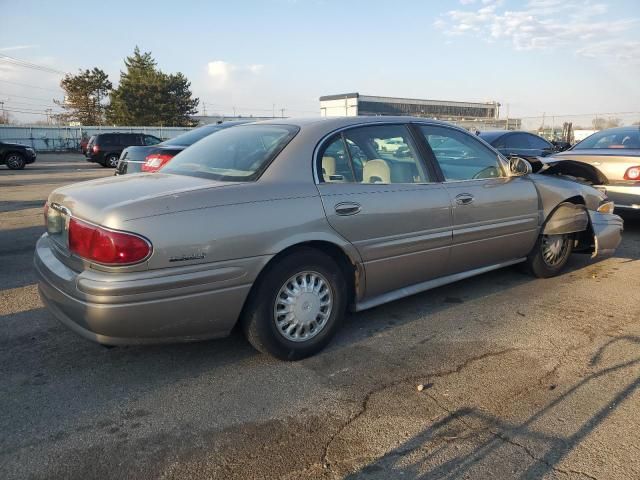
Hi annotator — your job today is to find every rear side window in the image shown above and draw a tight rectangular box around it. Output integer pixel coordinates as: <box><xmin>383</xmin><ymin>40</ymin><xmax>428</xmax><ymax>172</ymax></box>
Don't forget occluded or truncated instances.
<box><xmin>527</xmin><ymin>134</ymin><xmax>552</xmax><ymax>149</ymax></box>
<box><xmin>99</xmin><ymin>135</ymin><xmax>117</xmax><ymax>146</ymax></box>
<box><xmin>162</xmin><ymin>125</ymin><xmax>298</xmax><ymax>181</ymax></box>
<box><xmin>144</xmin><ymin>135</ymin><xmax>161</xmax><ymax>146</ymax></box>
<box><xmin>319</xmin><ymin>124</ymin><xmax>429</xmax><ymax>184</ymax></box>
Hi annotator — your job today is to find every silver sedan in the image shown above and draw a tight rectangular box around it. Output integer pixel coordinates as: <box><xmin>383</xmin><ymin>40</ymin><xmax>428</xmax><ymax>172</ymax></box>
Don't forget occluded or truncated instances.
<box><xmin>35</xmin><ymin>117</ymin><xmax>623</xmax><ymax>359</ymax></box>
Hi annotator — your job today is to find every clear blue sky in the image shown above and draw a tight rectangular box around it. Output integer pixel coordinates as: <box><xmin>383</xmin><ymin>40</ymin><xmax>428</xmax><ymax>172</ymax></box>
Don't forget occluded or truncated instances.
<box><xmin>1</xmin><ymin>0</ymin><xmax>639</xmax><ymax>122</ymax></box>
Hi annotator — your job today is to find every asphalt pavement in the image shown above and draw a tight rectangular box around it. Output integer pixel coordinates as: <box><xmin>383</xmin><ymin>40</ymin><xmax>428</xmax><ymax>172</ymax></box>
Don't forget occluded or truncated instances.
<box><xmin>1</xmin><ymin>153</ymin><xmax>639</xmax><ymax>479</ymax></box>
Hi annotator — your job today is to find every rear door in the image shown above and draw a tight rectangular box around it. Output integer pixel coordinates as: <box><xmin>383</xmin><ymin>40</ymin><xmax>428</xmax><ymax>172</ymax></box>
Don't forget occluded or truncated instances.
<box><xmin>415</xmin><ymin>124</ymin><xmax>540</xmax><ymax>274</ymax></box>
<box><xmin>316</xmin><ymin>123</ymin><xmax>452</xmax><ymax>300</ymax></box>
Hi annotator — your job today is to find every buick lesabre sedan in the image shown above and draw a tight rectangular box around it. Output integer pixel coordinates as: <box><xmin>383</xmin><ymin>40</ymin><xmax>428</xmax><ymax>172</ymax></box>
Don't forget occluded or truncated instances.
<box><xmin>35</xmin><ymin>117</ymin><xmax>623</xmax><ymax>360</ymax></box>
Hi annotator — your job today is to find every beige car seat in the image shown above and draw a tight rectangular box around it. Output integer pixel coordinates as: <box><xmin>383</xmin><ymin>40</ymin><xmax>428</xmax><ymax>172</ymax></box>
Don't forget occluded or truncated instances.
<box><xmin>322</xmin><ymin>156</ymin><xmax>336</xmax><ymax>179</ymax></box>
<box><xmin>362</xmin><ymin>159</ymin><xmax>391</xmax><ymax>183</ymax></box>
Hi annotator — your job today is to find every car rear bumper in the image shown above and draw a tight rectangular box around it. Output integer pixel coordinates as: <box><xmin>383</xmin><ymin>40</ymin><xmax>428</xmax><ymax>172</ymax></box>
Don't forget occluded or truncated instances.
<box><xmin>589</xmin><ymin>211</ymin><xmax>623</xmax><ymax>257</ymax></box>
<box><xmin>34</xmin><ymin>234</ymin><xmax>267</xmax><ymax>345</ymax></box>
<box><xmin>601</xmin><ymin>183</ymin><xmax>640</xmax><ymax>210</ymax></box>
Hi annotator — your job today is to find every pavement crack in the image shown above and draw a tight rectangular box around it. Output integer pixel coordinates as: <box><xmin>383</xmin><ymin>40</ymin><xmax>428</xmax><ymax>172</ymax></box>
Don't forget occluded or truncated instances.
<box><xmin>490</xmin><ymin>429</ymin><xmax>599</xmax><ymax>480</ymax></box>
<box><xmin>320</xmin><ymin>347</ymin><xmax>518</xmax><ymax>472</ymax></box>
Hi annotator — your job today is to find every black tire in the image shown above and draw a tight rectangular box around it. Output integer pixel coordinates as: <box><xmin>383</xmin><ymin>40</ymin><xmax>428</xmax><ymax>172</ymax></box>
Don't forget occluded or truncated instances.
<box><xmin>525</xmin><ymin>233</ymin><xmax>573</xmax><ymax>278</ymax></box>
<box><xmin>241</xmin><ymin>248</ymin><xmax>347</xmax><ymax>360</ymax></box>
<box><xmin>5</xmin><ymin>152</ymin><xmax>26</xmax><ymax>170</ymax></box>
<box><xmin>104</xmin><ymin>153</ymin><xmax>120</xmax><ymax>168</ymax></box>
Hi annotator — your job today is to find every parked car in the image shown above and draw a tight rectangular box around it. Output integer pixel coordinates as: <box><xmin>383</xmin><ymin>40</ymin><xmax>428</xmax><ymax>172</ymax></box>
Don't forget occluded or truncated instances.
<box><xmin>36</xmin><ymin>117</ymin><xmax>622</xmax><ymax>360</ymax></box>
<box><xmin>0</xmin><ymin>140</ymin><xmax>36</xmax><ymax>170</ymax></box>
<box><xmin>478</xmin><ymin>130</ymin><xmax>559</xmax><ymax>161</ymax></box>
<box><xmin>85</xmin><ymin>133</ymin><xmax>162</xmax><ymax>168</ymax></box>
<box><xmin>551</xmin><ymin>126</ymin><xmax>640</xmax><ymax>211</ymax></box>
<box><xmin>115</xmin><ymin>121</ymin><xmax>248</xmax><ymax>175</ymax></box>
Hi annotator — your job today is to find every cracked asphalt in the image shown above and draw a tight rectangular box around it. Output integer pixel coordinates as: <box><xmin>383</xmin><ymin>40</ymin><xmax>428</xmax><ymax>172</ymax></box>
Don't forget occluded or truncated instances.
<box><xmin>1</xmin><ymin>154</ymin><xmax>639</xmax><ymax>479</ymax></box>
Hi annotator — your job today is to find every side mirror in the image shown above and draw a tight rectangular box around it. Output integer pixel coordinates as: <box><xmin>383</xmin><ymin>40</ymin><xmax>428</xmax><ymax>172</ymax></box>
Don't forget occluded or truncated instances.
<box><xmin>509</xmin><ymin>156</ymin><xmax>532</xmax><ymax>176</ymax></box>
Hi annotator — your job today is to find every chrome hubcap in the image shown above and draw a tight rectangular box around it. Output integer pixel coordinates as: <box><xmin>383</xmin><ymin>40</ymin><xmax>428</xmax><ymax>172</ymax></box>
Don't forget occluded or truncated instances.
<box><xmin>542</xmin><ymin>234</ymin><xmax>569</xmax><ymax>267</ymax></box>
<box><xmin>108</xmin><ymin>156</ymin><xmax>118</xmax><ymax>167</ymax></box>
<box><xmin>7</xmin><ymin>155</ymin><xmax>21</xmax><ymax>167</ymax></box>
<box><xmin>274</xmin><ymin>271</ymin><xmax>333</xmax><ymax>342</ymax></box>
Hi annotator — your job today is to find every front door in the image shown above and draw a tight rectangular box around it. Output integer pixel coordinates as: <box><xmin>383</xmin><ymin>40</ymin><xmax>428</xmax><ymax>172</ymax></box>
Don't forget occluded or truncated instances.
<box><xmin>316</xmin><ymin>124</ymin><xmax>452</xmax><ymax>299</ymax></box>
<box><xmin>415</xmin><ymin>124</ymin><xmax>540</xmax><ymax>274</ymax></box>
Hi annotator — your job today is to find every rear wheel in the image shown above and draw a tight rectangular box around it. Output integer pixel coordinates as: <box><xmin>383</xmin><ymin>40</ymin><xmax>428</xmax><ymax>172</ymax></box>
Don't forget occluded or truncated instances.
<box><xmin>241</xmin><ymin>248</ymin><xmax>347</xmax><ymax>360</ymax></box>
<box><xmin>6</xmin><ymin>153</ymin><xmax>26</xmax><ymax>170</ymax></box>
<box><xmin>104</xmin><ymin>153</ymin><xmax>119</xmax><ymax>168</ymax></box>
<box><xmin>526</xmin><ymin>233</ymin><xmax>573</xmax><ymax>278</ymax></box>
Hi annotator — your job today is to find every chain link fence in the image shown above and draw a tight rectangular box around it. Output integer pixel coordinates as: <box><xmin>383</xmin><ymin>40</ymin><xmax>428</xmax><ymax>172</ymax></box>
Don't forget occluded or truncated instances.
<box><xmin>0</xmin><ymin>125</ymin><xmax>192</xmax><ymax>152</ymax></box>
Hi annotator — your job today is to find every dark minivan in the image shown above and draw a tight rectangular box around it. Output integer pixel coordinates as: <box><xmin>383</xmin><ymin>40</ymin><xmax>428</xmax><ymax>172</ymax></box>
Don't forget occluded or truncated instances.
<box><xmin>86</xmin><ymin>133</ymin><xmax>162</xmax><ymax>167</ymax></box>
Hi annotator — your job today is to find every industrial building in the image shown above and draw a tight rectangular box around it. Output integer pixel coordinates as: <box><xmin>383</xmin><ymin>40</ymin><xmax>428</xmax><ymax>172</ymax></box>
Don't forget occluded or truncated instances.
<box><xmin>319</xmin><ymin>93</ymin><xmax>519</xmax><ymax>130</ymax></box>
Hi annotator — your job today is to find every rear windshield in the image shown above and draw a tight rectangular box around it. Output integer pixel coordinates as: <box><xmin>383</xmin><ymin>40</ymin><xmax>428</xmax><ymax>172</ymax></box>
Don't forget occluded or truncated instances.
<box><xmin>165</xmin><ymin>125</ymin><xmax>223</xmax><ymax>147</ymax></box>
<box><xmin>162</xmin><ymin>125</ymin><xmax>299</xmax><ymax>181</ymax></box>
<box><xmin>574</xmin><ymin>129</ymin><xmax>640</xmax><ymax>149</ymax></box>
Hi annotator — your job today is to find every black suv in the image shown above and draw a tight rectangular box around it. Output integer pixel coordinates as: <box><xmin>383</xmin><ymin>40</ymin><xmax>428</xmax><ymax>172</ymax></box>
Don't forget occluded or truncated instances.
<box><xmin>86</xmin><ymin>133</ymin><xmax>162</xmax><ymax>167</ymax></box>
<box><xmin>0</xmin><ymin>141</ymin><xmax>37</xmax><ymax>170</ymax></box>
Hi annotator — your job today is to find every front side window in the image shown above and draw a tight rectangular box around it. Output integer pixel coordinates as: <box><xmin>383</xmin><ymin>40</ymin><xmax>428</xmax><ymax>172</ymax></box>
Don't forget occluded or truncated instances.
<box><xmin>162</xmin><ymin>125</ymin><xmax>298</xmax><ymax>181</ymax></box>
<box><xmin>418</xmin><ymin>125</ymin><xmax>505</xmax><ymax>181</ymax></box>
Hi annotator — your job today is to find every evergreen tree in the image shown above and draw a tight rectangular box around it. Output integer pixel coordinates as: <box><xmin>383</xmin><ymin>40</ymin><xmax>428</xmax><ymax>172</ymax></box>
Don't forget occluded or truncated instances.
<box><xmin>108</xmin><ymin>47</ymin><xmax>198</xmax><ymax>126</ymax></box>
<box><xmin>55</xmin><ymin>68</ymin><xmax>112</xmax><ymax>125</ymax></box>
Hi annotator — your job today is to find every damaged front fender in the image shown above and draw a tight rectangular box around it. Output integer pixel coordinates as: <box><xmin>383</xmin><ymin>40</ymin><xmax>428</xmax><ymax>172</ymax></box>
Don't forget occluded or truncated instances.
<box><xmin>543</xmin><ymin>202</ymin><xmax>589</xmax><ymax>235</ymax></box>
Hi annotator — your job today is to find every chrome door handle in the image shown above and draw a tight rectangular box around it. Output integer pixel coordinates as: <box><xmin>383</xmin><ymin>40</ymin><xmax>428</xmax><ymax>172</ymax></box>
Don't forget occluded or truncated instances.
<box><xmin>455</xmin><ymin>193</ymin><xmax>474</xmax><ymax>205</ymax></box>
<box><xmin>334</xmin><ymin>202</ymin><xmax>361</xmax><ymax>216</ymax></box>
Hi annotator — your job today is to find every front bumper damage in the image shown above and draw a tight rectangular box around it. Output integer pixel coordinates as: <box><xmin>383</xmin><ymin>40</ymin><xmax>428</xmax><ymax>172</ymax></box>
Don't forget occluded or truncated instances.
<box><xmin>589</xmin><ymin>211</ymin><xmax>623</xmax><ymax>258</ymax></box>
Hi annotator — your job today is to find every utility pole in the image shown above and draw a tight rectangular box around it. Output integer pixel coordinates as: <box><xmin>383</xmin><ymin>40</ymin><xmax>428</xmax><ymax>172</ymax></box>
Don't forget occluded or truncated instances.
<box><xmin>272</xmin><ymin>104</ymin><xmax>275</xmax><ymax>119</ymax></box>
<box><xmin>203</xmin><ymin>103</ymin><xmax>207</xmax><ymax>116</ymax></box>
<box><xmin>233</xmin><ymin>106</ymin><xmax>236</xmax><ymax>117</ymax></box>
<box><xmin>45</xmin><ymin>108</ymin><xmax>52</xmax><ymax>125</ymax></box>
<box><xmin>280</xmin><ymin>108</ymin><xmax>285</xmax><ymax>118</ymax></box>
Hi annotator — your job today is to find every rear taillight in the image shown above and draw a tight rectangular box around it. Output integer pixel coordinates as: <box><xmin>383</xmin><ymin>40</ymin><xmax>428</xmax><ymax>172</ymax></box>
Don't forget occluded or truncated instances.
<box><xmin>623</xmin><ymin>166</ymin><xmax>640</xmax><ymax>180</ymax></box>
<box><xmin>68</xmin><ymin>217</ymin><xmax>151</xmax><ymax>265</ymax></box>
<box><xmin>142</xmin><ymin>153</ymin><xmax>175</xmax><ymax>172</ymax></box>
<box><xmin>92</xmin><ymin>145</ymin><xmax>99</xmax><ymax>153</ymax></box>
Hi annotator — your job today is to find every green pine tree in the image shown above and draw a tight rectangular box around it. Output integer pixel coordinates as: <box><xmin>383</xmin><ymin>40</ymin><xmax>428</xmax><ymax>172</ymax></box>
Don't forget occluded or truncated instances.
<box><xmin>108</xmin><ymin>47</ymin><xmax>199</xmax><ymax>126</ymax></box>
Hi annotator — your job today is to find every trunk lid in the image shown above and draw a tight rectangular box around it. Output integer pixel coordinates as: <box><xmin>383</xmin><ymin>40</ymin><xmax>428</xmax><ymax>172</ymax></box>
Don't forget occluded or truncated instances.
<box><xmin>48</xmin><ymin>173</ymin><xmax>240</xmax><ymax>229</ymax></box>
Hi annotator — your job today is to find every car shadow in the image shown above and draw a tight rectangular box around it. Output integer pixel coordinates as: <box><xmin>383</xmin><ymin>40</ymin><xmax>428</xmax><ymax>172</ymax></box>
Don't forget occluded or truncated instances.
<box><xmin>344</xmin><ymin>335</ymin><xmax>640</xmax><ymax>479</ymax></box>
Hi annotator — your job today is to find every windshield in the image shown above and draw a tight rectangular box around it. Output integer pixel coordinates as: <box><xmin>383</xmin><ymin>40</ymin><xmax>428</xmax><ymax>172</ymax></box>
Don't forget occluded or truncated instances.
<box><xmin>573</xmin><ymin>129</ymin><xmax>640</xmax><ymax>150</ymax></box>
<box><xmin>165</xmin><ymin>125</ymin><xmax>224</xmax><ymax>147</ymax></box>
<box><xmin>162</xmin><ymin>124</ymin><xmax>299</xmax><ymax>181</ymax></box>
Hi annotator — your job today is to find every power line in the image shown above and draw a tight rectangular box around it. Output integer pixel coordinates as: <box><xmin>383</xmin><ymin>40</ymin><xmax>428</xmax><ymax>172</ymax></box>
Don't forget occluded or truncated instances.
<box><xmin>0</xmin><ymin>91</ymin><xmax>62</xmax><ymax>102</ymax></box>
<box><xmin>0</xmin><ymin>78</ymin><xmax>62</xmax><ymax>93</ymax></box>
<box><xmin>0</xmin><ymin>54</ymin><xmax>68</xmax><ymax>75</ymax></box>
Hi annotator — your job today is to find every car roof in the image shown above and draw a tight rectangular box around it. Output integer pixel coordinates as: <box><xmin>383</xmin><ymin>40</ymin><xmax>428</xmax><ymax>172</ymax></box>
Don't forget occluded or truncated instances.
<box><xmin>250</xmin><ymin>116</ymin><xmax>464</xmax><ymax>130</ymax></box>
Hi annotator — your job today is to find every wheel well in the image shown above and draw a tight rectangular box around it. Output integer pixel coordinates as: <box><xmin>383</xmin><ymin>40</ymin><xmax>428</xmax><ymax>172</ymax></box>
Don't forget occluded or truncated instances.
<box><xmin>551</xmin><ymin>196</ymin><xmax>595</xmax><ymax>253</ymax></box>
<box><xmin>241</xmin><ymin>241</ymin><xmax>359</xmax><ymax>319</ymax></box>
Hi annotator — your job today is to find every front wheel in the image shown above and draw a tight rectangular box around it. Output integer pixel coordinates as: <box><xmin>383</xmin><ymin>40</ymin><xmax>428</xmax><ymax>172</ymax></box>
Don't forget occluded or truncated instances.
<box><xmin>241</xmin><ymin>248</ymin><xmax>347</xmax><ymax>360</ymax></box>
<box><xmin>525</xmin><ymin>233</ymin><xmax>573</xmax><ymax>278</ymax></box>
<box><xmin>6</xmin><ymin>153</ymin><xmax>26</xmax><ymax>170</ymax></box>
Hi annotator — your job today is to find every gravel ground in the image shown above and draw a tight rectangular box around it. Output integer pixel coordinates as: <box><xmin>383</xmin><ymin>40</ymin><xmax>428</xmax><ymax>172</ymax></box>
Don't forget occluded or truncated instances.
<box><xmin>1</xmin><ymin>153</ymin><xmax>639</xmax><ymax>479</ymax></box>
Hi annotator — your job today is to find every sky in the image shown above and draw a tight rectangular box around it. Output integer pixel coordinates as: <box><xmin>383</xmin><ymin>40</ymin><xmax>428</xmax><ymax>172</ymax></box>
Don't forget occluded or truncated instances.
<box><xmin>0</xmin><ymin>0</ymin><xmax>639</xmax><ymax>123</ymax></box>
